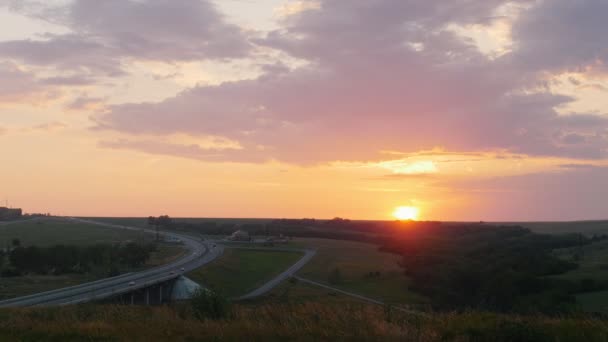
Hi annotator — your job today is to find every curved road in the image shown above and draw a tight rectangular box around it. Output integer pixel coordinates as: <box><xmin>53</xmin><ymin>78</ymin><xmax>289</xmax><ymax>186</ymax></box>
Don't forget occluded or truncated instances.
<box><xmin>0</xmin><ymin>218</ymin><xmax>224</xmax><ymax>307</ymax></box>
<box><xmin>235</xmin><ymin>247</ymin><xmax>317</xmax><ymax>300</ymax></box>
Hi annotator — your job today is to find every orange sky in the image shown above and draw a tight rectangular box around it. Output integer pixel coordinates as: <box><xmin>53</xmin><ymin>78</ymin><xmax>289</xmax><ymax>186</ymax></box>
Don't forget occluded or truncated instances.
<box><xmin>1</xmin><ymin>1</ymin><xmax>607</xmax><ymax>221</ymax></box>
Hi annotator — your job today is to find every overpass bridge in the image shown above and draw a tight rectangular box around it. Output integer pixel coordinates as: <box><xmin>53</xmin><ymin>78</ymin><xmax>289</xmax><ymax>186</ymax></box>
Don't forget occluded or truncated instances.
<box><xmin>0</xmin><ymin>218</ymin><xmax>224</xmax><ymax>307</ymax></box>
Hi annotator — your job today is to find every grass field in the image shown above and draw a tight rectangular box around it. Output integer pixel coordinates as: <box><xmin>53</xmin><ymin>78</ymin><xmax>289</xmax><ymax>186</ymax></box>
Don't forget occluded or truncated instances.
<box><xmin>254</xmin><ymin>277</ymin><xmax>378</xmax><ymax>306</ymax></box>
<box><xmin>552</xmin><ymin>239</ymin><xmax>608</xmax><ymax>282</ymax></box>
<box><xmin>187</xmin><ymin>248</ymin><xmax>303</xmax><ymax>298</ymax></box>
<box><xmin>0</xmin><ymin>218</ymin><xmax>146</xmax><ymax>247</ymax></box>
<box><xmin>0</xmin><ymin>274</ymin><xmax>97</xmax><ymax>300</ymax></box>
<box><xmin>292</xmin><ymin>238</ymin><xmax>427</xmax><ymax>305</ymax></box>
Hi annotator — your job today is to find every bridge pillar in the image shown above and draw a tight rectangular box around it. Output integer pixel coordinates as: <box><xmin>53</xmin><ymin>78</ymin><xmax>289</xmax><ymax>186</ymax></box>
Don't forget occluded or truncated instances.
<box><xmin>146</xmin><ymin>288</ymin><xmax>150</xmax><ymax>305</ymax></box>
<box><xmin>130</xmin><ymin>293</ymin><xmax>134</xmax><ymax>305</ymax></box>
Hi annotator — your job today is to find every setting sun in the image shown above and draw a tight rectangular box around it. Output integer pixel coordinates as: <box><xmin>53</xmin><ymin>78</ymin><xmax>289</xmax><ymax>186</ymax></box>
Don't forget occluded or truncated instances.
<box><xmin>393</xmin><ymin>206</ymin><xmax>420</xmax><ymax>221</ymax></box>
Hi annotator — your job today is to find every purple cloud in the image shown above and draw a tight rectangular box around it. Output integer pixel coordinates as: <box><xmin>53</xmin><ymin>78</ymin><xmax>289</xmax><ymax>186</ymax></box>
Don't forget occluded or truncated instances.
<box><xmin>511</xmin><ymin>0</ymin><xmax>608</xmax><ymax>74</ymax></box>
<box><xmin>0</xmin><ymin>62</ymin><xmax>58</xmax><ymax>101</ymax></box>
<box><xmin>0</xmin><ymin>0</ymin><xmax>251</xmax><ymax>76</ymax></box>
<box><xmin>94</xmin><ymin>0</ymin><xmax>608</xmax><ymax>163</ymax></box>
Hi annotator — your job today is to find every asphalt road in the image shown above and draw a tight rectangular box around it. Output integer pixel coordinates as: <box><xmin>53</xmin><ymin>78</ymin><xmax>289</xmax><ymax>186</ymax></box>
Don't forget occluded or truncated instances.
<box><xmin>0</xmin><ymin>218</ymin><xmax>224</xmax><ymax>307</ymax></box>
<box><xmin>237</xmin><ymin>248</ymin><xmax>317</xmax><ymax>300</ymax></box>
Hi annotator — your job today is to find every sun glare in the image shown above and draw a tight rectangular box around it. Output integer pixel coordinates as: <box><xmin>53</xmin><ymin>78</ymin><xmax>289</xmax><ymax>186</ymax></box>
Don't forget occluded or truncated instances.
<box><xmin>393</xmin><ymin>206</ymin><xmax>419</xmax><ymax>221</ymax></box>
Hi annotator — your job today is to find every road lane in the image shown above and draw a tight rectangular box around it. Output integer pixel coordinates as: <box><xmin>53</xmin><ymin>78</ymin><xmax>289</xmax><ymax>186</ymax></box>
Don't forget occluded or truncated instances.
<box><xmin>0</xmin><ymin>218</ymin><xmax>223</xmax><ymax>307</ymax></box>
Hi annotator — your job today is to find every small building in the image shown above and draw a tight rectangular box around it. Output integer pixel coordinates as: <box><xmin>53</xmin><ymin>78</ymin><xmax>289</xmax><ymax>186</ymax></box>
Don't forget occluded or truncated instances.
<box><xmin>228</xmin><ymin>230</ymin><xmax>250</xmax><ymax>241</ymax></box>
<box><xmin>0</xmin><ymin>207</ymin><xmax>22</xmax><ymax>221</ymax></box>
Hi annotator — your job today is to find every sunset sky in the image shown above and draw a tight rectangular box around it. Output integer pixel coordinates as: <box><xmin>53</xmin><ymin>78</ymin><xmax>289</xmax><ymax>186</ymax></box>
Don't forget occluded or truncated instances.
<box><xmin>1</xmin><ymin>0</ymin><xmax>607</xmax><ymax>221</ymax></box>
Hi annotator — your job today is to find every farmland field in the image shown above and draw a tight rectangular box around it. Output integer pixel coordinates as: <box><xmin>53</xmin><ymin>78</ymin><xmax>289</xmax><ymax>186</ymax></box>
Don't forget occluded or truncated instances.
<box><xmin>292</xmin><ymin>238</ymin><xmax>427</xmax><ymax>305</ymax></box>
<box><xmin>0</xmin><ymin>218</ymin><xmax>146</xmax><ymax>247</ymax></box>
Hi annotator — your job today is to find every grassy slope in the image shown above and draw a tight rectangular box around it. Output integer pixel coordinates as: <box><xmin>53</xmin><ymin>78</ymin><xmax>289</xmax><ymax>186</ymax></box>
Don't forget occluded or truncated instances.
<box><xmin>0</xmin><ymin>304</ymin><xmax>607</xmax><ymax>341</ymax></box>
<box><xmin>188</xmin><ymin>248</ymin><xmax>303</xmax><ymax>297</ymax></box>
<box><xmin>293</xmin><ymin>238</ymin><xmax>427</xmax><ymax>305</ymax></box>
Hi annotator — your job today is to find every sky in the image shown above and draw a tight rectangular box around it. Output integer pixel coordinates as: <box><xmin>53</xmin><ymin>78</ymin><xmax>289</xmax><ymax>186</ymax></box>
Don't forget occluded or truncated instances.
<box><xmin>0</xmin><ymin>0</ymin><xmax>607</xmax><ymax>221</ymax></box>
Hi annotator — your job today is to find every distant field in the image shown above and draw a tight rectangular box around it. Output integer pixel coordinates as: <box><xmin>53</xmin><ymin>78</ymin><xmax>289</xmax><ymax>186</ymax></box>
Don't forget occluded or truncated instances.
<box><xmin>188</xmin><ymin>248</ymin><xmax>303</xmax><ymax>297</ymax></box>
<box><xmin>506</xmin><ymin>221</ymin><xmax>608</xmax><ymax>236</ymax></box>
<box><xmin>292</xmin><ymin>238</ymin><xmax>427</xmax><ymax>305</ymax></box>
<box><xmin>0</xmin><ymin>218</ymin><xmax>146</xmax><ymax>247</ymax></box>
<box><xmin>83</xmin><ymin>217</ymin><xmax>273</xmax><ymax>228</ymax></box>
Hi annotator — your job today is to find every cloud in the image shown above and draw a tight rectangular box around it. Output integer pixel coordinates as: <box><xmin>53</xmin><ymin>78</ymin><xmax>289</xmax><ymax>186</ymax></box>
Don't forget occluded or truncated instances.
<box><xmin>0</xmin><ymin>61</ymin><xmax>59</xmax><ymax>103</ymax></box>
<box><xmin>0</xmin><ymin>0</ymin><xmax>251</xmax><ymax>76</ymax></box>
<box><xmin>98</xmin><ymin>138</ymin><xmax>266</xmax><ymax>163</ymax></box>
<box><xmin>39</xmin><ymin>75</ymin><xmax>96</xmax><ymax>86</ymax></box>
<box><xmin>510</xmin><ymin>0</ymin><xmax>608</xmax><ymax>74</ymax></box>
<box><xmin>93</xmin><ymin>0</ymin><xmax>608</xmax><ymax>164</ymax></box>
<box><xmin>66</xmin><ymin>95</ymin><xmax>106</xmax><ymax>111</ymax></box>
<box><xmin>22</xmin><ymin>121</ymin><xmax>68</xmax><ymax>132</ymax></box>
<box><xmin>439</xmin><ymin>166</ymin><xmax>608</xmax><ymax>221</ymax></box>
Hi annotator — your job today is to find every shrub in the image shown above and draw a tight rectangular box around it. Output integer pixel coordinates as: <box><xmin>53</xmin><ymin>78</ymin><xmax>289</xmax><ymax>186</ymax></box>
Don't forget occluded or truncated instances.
<box><xmin>190</xmin><ymin>288</ymin><xmax>232</xmax><ymax>320</ymax></box>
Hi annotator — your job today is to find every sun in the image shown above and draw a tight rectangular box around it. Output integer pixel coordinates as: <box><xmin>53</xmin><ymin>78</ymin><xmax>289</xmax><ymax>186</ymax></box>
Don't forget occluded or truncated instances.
<box><xmin>393</xmin><ymin>206</ymin><xmax>420</xmax><ymax>221</ymax></box>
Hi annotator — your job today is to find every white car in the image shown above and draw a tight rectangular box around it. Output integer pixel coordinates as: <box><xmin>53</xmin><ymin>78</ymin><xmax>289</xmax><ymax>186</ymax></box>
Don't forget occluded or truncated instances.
<box><xmin>180</xmin><ymin>267</ymin><xmax>185</xmax><ymax>271</ymax></box>
<box><xmin>128</xmin><ymin>281</ymin><xmax>135</xmax><ymax>286</ymax></box>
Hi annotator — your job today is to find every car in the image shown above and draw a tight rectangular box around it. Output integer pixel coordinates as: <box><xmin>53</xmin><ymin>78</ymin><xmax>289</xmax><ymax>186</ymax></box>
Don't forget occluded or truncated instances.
<box><xmin>180</xmin><ymin>267</ymin><xmax>185</xmax><ymax>271</ymax></box>
<box><xmin>128</xmin><ymin>281</ymin><xmax>135</xmax><ymax>286</ymax></box>
<box><xmin>212</xmin><ymin>244</ymin><xmax>216</xmax><ymax>248</ymax></box>
<box><xmin>170</xmin><ymin>271</ymin><xmax>175</xmax><ymax>275</ymax></box>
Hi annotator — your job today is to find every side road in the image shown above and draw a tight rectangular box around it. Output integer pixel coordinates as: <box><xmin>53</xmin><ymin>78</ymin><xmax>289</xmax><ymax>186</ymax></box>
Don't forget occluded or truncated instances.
<box><xmin>293</xmin><ymin>275</ymin><xmax>427</xmax><ymax>316</ymax></box>
<box><xmin>231</xmin><ymin>247</ymin><xmax>317</xmax><ymax>300</ymax></box>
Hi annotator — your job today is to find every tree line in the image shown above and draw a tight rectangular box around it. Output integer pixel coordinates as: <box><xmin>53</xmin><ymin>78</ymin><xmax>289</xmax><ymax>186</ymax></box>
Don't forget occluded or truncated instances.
<box><xmin>0</xmin><ymin>242</ymin><xmax>155</xmax><ymax>277</ymax></box>
<box><xmin>380</xmin><ymin>224</ymin><xmax>594</xmax><ymax>313</ymax></box>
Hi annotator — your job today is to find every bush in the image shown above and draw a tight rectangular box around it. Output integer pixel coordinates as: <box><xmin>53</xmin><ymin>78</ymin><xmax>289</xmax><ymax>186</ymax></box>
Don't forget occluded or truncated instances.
<box><xmin>190</xmin><ymin>288</ymin><xmax>232</xmax><ymax>320</ymax></box>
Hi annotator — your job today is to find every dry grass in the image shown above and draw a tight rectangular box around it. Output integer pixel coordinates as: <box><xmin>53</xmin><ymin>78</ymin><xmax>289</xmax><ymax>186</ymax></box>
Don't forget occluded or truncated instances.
<box><xmin>0</xmin><ymin>303</ymin><xmax>607</xmax><ymax>341</ymax></box>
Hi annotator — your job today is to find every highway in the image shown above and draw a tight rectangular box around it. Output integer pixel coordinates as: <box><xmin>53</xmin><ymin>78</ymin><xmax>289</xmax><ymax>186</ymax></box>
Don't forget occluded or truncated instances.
<box><xmin>0</xmin><ymin>218</ymin><xmax>224</xmax><ymax>307</ymax></box>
